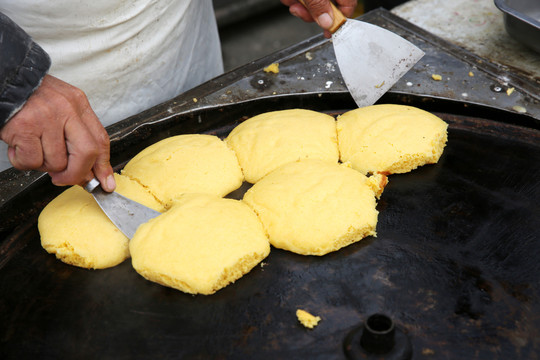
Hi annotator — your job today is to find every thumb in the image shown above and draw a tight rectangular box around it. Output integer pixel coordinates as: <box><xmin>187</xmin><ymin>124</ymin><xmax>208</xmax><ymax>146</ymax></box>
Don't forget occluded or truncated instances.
<box><xmin>303</xmin><ymin>0</ymin><xmax>334</xmax><ymax>30</ymax></box>
<box><xmin>93</xmin><ymin>155</ymin><xmax>116</xmax><ymax>193</ymax></box>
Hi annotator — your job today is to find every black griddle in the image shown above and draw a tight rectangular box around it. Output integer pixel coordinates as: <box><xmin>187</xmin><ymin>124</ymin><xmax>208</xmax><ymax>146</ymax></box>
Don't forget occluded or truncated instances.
<box><xmin>1</xmin><ymin>9</ymin><xmax>539</xmax><ymax>360</ymax></box>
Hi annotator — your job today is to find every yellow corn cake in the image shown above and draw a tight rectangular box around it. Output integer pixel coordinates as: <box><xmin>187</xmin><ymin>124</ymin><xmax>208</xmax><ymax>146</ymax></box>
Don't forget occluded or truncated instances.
<box><xmin>337</xmin><ymin>104</ymin><xmax>448</xmax><ymax>175</ymax></box>
<box><xmin>243</xmin><ymin>159</ymin><xmax>383</xmax><ymax>256</ymax></box>
<box><xmin>38</xmin><ymin>174</ymin><xmax>164</xmax><ymax>269</ymax></box>
<box><xmin>122</xmin><ymin>134</ymin><xmax>244</xmax><ymax>208</ymax></box>
<box><xmin>225</xmin><ymin>109</ymin><xmax>339</xmax><ymax>183</ymax></box>
<box><xmin>130</xmin><ymin>193</ymin><xmax>270</xmax><ymax>295</ymax></box>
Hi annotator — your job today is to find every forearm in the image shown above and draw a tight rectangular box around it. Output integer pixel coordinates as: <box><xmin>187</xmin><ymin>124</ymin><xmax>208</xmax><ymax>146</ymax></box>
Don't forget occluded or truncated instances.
<box><xmin>0</xmin><ymin>11</ymin><xmax>51</xmax><ymax>127</ymax></box>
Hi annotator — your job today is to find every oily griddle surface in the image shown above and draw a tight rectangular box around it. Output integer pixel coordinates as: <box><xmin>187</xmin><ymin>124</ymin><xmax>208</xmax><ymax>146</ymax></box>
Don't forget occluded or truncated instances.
<box><xmin>1</xmin><ymin>113</ymin><xmax>539</xmax><ymax>360</ymax></box>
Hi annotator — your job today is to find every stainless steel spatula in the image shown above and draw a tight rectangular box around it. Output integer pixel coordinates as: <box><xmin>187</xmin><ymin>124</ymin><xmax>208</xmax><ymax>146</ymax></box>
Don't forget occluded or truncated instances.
<box><xmin>85</xmin><ymin>178</ymin><xmax>160</xmax><ymax>239</ymax></box>
<box><xmin>299</xmin><ymin>1</ymin><xmax>424</xmax><ymax>106</ymax></box>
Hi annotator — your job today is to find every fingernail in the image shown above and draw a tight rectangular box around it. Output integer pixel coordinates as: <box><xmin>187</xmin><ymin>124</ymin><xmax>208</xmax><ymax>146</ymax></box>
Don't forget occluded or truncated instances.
<box><xmin>106</xmin><ymin>174</ymin><xmax>116</xmax><ymax>192</ymax></box>
<box><xmin>317</xmin><ymin>13</ymin><xmax>333</xmax><ymax>29</ymax></box>
<box><xmin>7</xmin><ymin>147</ymin><xmax>15</xmax><ymax>163</ymax></box>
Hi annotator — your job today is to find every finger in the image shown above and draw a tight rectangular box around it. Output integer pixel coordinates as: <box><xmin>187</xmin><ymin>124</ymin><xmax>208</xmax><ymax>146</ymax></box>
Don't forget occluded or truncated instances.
<box><xmin>0</xmin><ymin>104</ymin><xmax>45</xmax><ymax>170</ymax></box>
<box><xmin>39</xmin><ymin>123</ymin><xmax>69</xmax><ymax>173</ymax></box>
<box><xmin>84</xmin><ymin>111</ymin><xmax>115</xmax><ymax>192</ymax></box>
<box><xmin>44</xmin><ymin>75</ymin><xmax>114</xmax><ymax>190</ymax></box>
<box><xmin>93</xmin><ymin>160</ymin><xmax>116</xmax><ymax>192</ymax></box>
<box><xmin>288</xmin><ymin>3</ymin><xmax>316</xmax><ymax>23</ymax></box>
<box><xmin>302</xmin><ymin>0</ymin><xmax>334</xmax><ymax>29</ymax></box>
<box><xmin>33</xmin><ymin>79</ymin><xmax>71</xmax><ymax>173</ymax></box>
<box><xmin>72</xmin><ymin>90</ymin><xmax>115</xmax><ymax>192</ymax></box>
<box><xmin>6</xmin><ymin>135</ymin><xmax>44</xmax><ymax>170</ymax></box>
<box><xmin>48</xmin><ymin>118</ymin><xmax>98</xmax><ymax>186</ymax></box>
<box><xmin>336</xmin><ymin>0</ymin><xmax>357</xmax><ymax>17</ymax></box>
<box><xmin>91</xmin><ymin>139</ymin><xmax>115</xmax><ymax>193</ymax></box>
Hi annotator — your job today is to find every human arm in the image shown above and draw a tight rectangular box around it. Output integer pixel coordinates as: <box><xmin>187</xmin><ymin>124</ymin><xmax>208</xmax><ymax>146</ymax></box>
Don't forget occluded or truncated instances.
<box><xmin>280</xmin><ymin>0</ymin><xmax>358</xmax><ymax>38</ymax></box>
<box><xmin>0</xmin><ymin>12</ymin><xmax>115</xmax><ymax>191</ymax></box>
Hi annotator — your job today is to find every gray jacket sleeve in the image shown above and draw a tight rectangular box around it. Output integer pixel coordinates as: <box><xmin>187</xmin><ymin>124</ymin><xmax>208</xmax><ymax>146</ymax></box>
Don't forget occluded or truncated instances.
<box><xmin>0</xmin><ymin>11</ymin><xmax>51</xmax><ymax>127</ymax></box>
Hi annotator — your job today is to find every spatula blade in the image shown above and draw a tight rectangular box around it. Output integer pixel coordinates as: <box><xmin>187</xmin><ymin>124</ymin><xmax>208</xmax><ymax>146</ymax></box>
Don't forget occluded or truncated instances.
<box><xmin>85</xmin><ymin>179</ymin><xmax>161</xmax><ymax>239</ymax></box>
<box><xmin>333</xmin><ymin>19</ymin><xmax>424</xmax><ymax>107</ymax></box>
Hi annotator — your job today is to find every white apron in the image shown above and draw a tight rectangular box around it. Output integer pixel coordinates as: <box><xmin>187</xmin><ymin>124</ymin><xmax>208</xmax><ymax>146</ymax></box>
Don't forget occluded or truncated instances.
<box><xmin>0</xmin><ymin>0</ymin><xmax>223</xmax><ymax>171</ymax></box>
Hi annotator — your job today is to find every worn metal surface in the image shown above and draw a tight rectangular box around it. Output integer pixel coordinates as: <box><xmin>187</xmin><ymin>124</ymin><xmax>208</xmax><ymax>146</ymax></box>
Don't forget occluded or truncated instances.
<box><xmin>1</xmin><ymin>108</ymin><xmax>539</xmax><ymax>359</ymax></box>
<box><xmin>1</xmin><ymin>11</ymin><xmax>540</xmax><ymax>357</ymax></box>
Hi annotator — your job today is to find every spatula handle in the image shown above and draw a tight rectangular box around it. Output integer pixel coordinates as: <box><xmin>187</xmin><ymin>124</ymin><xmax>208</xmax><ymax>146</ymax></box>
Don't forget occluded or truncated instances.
<box><xmin>84</xmin><ymin>177</ymin><xmax>101</xmax><ymax>193</ymax></box>
<box><xmin>297</xmin><ymin>0</ymin><xmax>347</xmax><ymax>34</ymax></box>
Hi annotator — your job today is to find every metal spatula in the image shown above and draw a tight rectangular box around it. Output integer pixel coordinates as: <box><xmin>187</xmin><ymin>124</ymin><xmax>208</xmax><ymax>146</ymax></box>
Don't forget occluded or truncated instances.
<box><xmin>85</xmin><ymin>178</ymin><xmax>161</xmax><ymax>239</ymax></box>
<box><xmin>299</xmin><ymin>1</ymin><xmax>424</xmax><ymax>106</ymax></box>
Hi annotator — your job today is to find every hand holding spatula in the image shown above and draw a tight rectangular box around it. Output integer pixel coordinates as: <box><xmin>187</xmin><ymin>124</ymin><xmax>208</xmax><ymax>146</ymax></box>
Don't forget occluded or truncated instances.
<box><xmin>291</xmin><ymin>0</ymin><xmax>424</xmax><ymax>107</ymax></box>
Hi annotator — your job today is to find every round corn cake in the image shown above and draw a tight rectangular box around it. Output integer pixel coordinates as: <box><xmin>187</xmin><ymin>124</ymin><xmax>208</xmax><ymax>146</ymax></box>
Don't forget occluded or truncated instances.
<box><xmin>130</xmin><ymin>193</ymin><xmax>270</xmax><ymax>295</ymax></box>
<box><xmin>122</xmin><ymin>134</ymin><xmax>244</xmax><ymax>208</ymax></box>
<box><xmin>243</xmin><ymin>159</ymin><xmax>382</xmax><ymax>256</ymax></box>
<box><xmin>337</xmin><ymin>104</ymin><xmax>448</xmax><ymax>175</ymax></box>
<box><xmin>225</xmin><ymin>109</ymin><xmax>339</xmax><ymax>183</ymax></box>
<box><xmin>38</xmin><ymin>174</ymin><xmax>164</xmax><ymax>269</ymax></box>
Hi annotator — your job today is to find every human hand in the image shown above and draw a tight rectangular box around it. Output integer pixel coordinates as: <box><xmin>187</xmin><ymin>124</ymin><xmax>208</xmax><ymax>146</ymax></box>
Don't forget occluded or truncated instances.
<box><xmin>0</xmin><ymin>74</ymin><xmax>116</xmax><ymax>191</ymax></box>
<box><xmin>281</xmin><ymin>0</ymin><xmax>358</xmax><ymax>38</ymax></box>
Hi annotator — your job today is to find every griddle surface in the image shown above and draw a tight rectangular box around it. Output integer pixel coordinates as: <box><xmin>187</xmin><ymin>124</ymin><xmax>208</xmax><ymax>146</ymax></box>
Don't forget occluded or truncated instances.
<box><xmin>1</xmin><ymin>112</ymin><xmax>539</xmax><ymax>359</ymax></box>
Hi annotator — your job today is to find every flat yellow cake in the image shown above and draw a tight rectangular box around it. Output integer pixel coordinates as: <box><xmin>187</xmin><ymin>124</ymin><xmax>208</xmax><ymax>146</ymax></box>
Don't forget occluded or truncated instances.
<box><xmin>122</xmin><ymin>134</ymin><xmax>244</xmax><ymax>208</ymax></box>
<box><xmin>225</xmin><ymin>109</ymin><xmax>339</xmax><ymax>183</ymax></box>
<box><xmin>337</xmin><ymin>104</ymin><xmax>448</xmax><ymax>175</ymax></box>
<box><xmin>38</xmin><ymin>174</ymin><xmax>164</xmax><ymax>269</ymax></box>
<box><xmin>130</xmin><ymin>193</ymin><xmax>270</xmax><ymax>295</ymax></box>
<box><xmin>243</xmin><ymin>159</ymin><xmax>384</xmax><ymax>256</ymax></box>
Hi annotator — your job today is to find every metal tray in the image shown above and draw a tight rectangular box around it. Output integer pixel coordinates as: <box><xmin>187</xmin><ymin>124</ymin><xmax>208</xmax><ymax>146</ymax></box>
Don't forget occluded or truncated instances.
<box><xmin>494</xmin><ymin>0</ymin><xmax>540</xmax><ymax>53</ymax></box>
